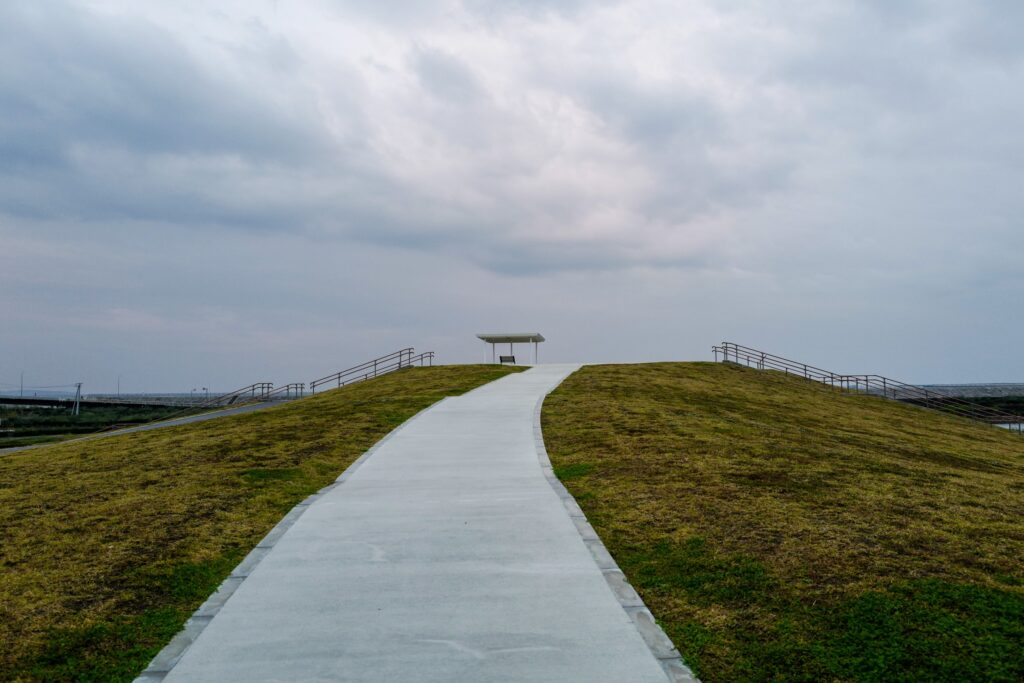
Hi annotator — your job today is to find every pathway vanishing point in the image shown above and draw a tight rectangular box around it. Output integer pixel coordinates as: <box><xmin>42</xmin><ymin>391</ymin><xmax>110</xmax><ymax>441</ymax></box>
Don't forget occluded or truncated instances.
<box><xmin>145</xmin><ymin>365</ymin><xmax>691</xmax><ymax>682</ymax></box>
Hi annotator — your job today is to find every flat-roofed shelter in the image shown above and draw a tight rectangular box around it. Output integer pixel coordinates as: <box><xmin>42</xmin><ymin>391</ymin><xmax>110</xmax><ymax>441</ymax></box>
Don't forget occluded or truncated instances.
<box><xmin>476</xmin><ymin>332</ymin><xmax>545</xmax><ymax>365</ymax></box>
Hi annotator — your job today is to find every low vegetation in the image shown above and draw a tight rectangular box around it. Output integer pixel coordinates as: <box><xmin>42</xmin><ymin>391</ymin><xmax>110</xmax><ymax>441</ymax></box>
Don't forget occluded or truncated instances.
<box><xmin>914</xmin><ymin>395</ymin><xmax>1024</xmax><ymax>419</ymax></box>
<box><xmin>0</xmin><ymin>365</ymin><xmax>520</xmax><ymax>682</ymax></box>
<box><xmin>0</xmin><ymin>404</ymin><xmax>199</xmax><ymax>448</ymax></box>
<box><xmin>542</xmin><ymin>362</ymin><xmax>1024</xmax><ymax>682</ymax></box>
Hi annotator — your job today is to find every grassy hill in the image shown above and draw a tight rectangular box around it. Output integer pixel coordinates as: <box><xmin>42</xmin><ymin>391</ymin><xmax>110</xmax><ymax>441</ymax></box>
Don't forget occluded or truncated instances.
<box><xmin>0</xmin><ymin>365</ymin><xmax>520</xmax><ymax>682</ymax></box>
<box><xmin>542</xmin><ymin>362</ymin><xmax>1024</xmax><ymax>683</ymax></box>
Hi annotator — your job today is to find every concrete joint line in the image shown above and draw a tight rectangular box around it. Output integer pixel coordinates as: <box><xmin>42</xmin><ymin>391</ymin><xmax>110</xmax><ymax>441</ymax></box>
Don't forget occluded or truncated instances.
<box><xmin>532</xmin><ymin>391</ymin><xmax>700</xmax><ymax>683</ymax></box>
<box><xmin>133</xmin><ymin>399</ymin><xmax>450</xmax><ymax>683</ymax></box>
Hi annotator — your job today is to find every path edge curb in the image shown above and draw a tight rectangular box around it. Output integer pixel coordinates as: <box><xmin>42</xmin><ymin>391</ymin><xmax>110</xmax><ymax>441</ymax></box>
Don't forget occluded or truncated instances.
<box><xmin>132</xmin><ymin>397</ymin><xmax>452</xmax><ymax>682</ymax></box>
<box><xmin>532</xmin><ymin>374</ymin><xmax>700</xmax><ymax>683</ymax></box>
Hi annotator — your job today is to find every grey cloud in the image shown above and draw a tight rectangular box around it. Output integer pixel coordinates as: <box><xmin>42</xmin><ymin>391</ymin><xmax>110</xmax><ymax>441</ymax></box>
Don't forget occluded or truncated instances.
<box><xmin>0</xmin><ymin>4</ymin><xmax>325</xmax><ymax>162</ymax></box>
<box><xmin>3</xmin><ymin>0</ymin><xmax>1024</xmax><ymax>388</ymax></box>
<box><xmin>580</xmin><ymin>76</ymin><xmax>720</xmax><ymax>147</ymax></box>
<box><xmin>0</xmin><ymin>4</ymin><xmax>509</xmax><ymax>255</ymax></box>
<box><xmin>953</xmin><ymin>2</ymin><xmax>1024</xmax><ymax>64</ymax></box>
<box><xmin>0</xmin><ymin>1</ymin><xmax>766</xmax><ymax>274</ymax></box>
<box><xmin>562</xmin><ymin>70</ymin><xmax>794</xmax><ymax>227</ymax></box>
<box><xmin>412</xmin><ymin>47</ymin><xmax>485</xmax><ymax>103</ymax></box>
<box><xmin>477</xmin><ymin>237</ymin><xmax>712</xmax><ymax>276</ymax></box>
<box><xmin>0</xmin><ymin>1</ymin><xmax>350</xmax><ymax>229</ymax></box>
<box><xmin>462</xmin><ymin>0</ymin><xmax>616</xmax><ymax>19</ymax></box>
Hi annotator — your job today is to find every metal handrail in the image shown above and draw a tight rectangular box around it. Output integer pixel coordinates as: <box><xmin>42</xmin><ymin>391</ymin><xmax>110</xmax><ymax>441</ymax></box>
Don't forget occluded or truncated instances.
<box><xmin>195</xmin><ymin>382</ymin><xmax>274</xmax><ymax>408</ymax></box>
<box><xmin>713</xmin><ymin>342</ymin><xmax>1023</xmax><ymax>433</ymax></box>
<box><xmin>266</xmin><ymin>383</ymin><xmax>305</xmax><ymax>400</ymax></box>
<box><xmin>713</xmin><ymin>342</ymin><xmax>1008</xmax><ymax>424</ymax></box>
<box><xmin>310</xmin><ymin>348</ymin><xmax>435</xmax><ymax>394</ymax></box>
<box><xmin>310</xmin><ymin>348</ymin><xmax>412</xmax><ymax>393</ymax></box>
<box><xmin>409</xmin><ymin>351</ymin><xmax>435</xmax><ymax>367</ymax></box>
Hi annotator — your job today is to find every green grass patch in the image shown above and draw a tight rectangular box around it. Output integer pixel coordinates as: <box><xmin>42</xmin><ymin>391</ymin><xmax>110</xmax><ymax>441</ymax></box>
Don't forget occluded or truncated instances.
<box><xmin>552</xmin><ymin>462</ymin><xmax>594</xmax><ymax>479</ymax></box>
<box><xmin>626</xmin><ymin>537</ymin><xmax>773</xmax><ymax>606</ymax></box>
<box><xmin>824</xmin><ymin>580</ymin><xmax>1024</xmax><ymax>682</ymax></box>
<box><xmin>30</xmin><ymin>608</ymin><xmax>184</xmax><ymax>683</ymax></box>
<box><xmin>240</xmin><ymin>467</ymin><xmax>303</xmax><ymax>482</ymax></box>
<box><xmin>542</xmin><ymin>362</ymin><xmax>1024</xmax><ymax>682</ymax></box>
<box><xmin>0</xmin><ymin>364</ymin><xmax>521</xmax><ymax>681</ymax></box>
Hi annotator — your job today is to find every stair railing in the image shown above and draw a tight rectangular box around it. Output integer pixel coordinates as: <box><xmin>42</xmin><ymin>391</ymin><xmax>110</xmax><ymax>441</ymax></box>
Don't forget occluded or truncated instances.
<box><xmin>195</xmin><ymin>382</ymin><xmax>274</xmax><ymax>408</ymax></box>
<box><xmin>712</xmin><ymin>342</ymin><xmax>1023</xmax><ymax>433</ymax></box>
<box><xmin>266</xmin><ymin>383</ymin><xmax>305</xmax><ymax>400</ymax></box>
<box><xmin>310</xmin><ymin>348</ymin><xmax>434</xmax><ymax>394</ymax></box>
<box><xmin>410</xmin><ymin>351</ymin><xmax>435</xmax><ymax>367</ymax></box>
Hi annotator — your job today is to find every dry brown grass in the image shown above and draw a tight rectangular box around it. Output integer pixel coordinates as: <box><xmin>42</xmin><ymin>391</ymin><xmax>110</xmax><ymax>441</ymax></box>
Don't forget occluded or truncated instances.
<box><xmin>0</xmin><ymin>364</ymin><xmax>520</xmax><ymax>682</ymax></box>
<box><xmin>542</xmin><ymin>362</ymin><xmax>1024</xmax><ymax>682</ymax></box>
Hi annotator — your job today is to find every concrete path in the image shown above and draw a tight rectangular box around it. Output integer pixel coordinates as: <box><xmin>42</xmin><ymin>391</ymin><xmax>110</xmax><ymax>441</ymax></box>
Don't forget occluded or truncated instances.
<box><xmin>157</xmin><ymin>365</ymin><xmax>675</xmax><ymax>682</ymax></box>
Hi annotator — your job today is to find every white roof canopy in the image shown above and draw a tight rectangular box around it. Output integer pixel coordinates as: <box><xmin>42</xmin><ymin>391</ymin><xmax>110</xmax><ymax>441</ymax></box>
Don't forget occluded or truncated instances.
<box><xmin>476</xmin><ymin>332</ymin><xmax>545</xmax><ymax>344</ymax></box>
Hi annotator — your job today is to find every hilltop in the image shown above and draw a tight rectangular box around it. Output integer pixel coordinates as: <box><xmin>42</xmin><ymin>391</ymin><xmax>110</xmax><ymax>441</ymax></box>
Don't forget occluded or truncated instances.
<box><xmin>542</xmin><ymin>362</ymin><xmax>1024</xmax><ymax>682</ymax></box>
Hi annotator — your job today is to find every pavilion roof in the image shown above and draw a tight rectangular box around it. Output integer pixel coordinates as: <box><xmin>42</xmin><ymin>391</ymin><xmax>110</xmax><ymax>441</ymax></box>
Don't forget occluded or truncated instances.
<box><xmin>475</xmin><ymin>332</ymin><xmax>545</xmax><ymax>344</ymax></box>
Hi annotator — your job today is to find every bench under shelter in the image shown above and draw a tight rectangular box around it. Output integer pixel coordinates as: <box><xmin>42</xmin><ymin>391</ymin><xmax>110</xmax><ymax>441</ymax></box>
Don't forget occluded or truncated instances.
<box><xmin>476</xmin><ymin>332</ymin><xmax>545</xmax><ymax>365</ymax></box>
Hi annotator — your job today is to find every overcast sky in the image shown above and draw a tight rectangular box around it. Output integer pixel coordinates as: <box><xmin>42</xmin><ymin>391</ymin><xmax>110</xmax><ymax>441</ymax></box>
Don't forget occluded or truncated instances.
<box><xmin>2</xmin><ymin>0</ymin><xmax>1022</xmax><ymax>392</ymax></box>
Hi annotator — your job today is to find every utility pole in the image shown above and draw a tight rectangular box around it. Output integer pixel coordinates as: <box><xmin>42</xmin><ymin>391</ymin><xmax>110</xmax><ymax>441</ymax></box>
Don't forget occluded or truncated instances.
<box><xmin>72</xmin><ymin>383</ymin><xmax>82</xmax><ymax>416</ymax></box>
<box><xmin>20</xmin><ymin>371</ymin><xmax>23</xmax><ymax>397</ymax></box>
<box><xmin>117</xmin><ymin>374</ymin><xmax>121</xmax><ymax>398</ymax></box>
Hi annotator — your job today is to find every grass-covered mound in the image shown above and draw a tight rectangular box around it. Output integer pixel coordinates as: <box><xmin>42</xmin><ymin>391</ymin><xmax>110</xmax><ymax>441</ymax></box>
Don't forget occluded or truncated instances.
<box><xmin>0</xmin><ymin>365</ymin><xmax>520</xmax><ymax>681</ymax></box>
<box><xmin>542</xmin><ymin>362</ymin><xmax>1024</xmax><ymax>683</ymax></box>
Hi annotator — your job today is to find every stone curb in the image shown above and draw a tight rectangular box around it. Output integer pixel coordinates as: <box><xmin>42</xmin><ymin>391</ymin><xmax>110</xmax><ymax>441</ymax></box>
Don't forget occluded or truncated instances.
<box><xmin>532</xmin><ymin>381</ymin><xmax>700</xmax><ymax>683</ymax></box>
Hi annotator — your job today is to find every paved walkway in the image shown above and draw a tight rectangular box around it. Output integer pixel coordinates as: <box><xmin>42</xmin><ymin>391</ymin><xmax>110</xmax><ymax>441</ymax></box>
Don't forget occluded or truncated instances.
<box><xmin>158</xmin><ymin>365</ymin><xmax>673</xmax><ymax>682</ymax></box>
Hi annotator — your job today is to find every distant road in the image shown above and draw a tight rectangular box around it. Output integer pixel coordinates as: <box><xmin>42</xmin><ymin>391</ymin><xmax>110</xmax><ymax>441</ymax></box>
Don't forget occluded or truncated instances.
<box><xmin>0</xmin><ymin>401</ymin><xmax>283</xmax><ymax>456</ymax></box>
